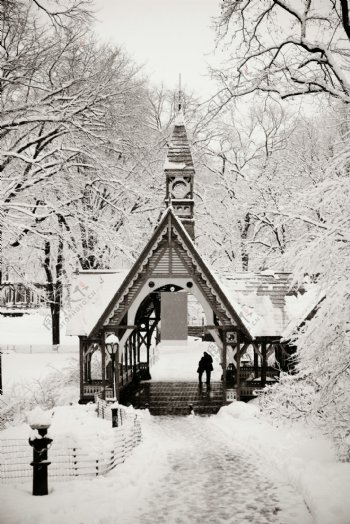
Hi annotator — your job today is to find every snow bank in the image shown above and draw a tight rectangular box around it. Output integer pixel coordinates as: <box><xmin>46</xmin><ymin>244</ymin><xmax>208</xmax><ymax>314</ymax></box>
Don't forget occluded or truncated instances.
<box><xmin>214</xmin><ymin>401</ymin><xmax>350</xmax><ymax>524</ymax></box>
<box><xmin>0</xmin><ymin>409</ymin><xmax>169</xmax><ymax>524</ymax></box>
<box><xmin>1</xmin><ymin>352</ymin><xmax>78</xmax><ymax>391</ymax></box>
<box><xmin>0</xmin><ymin>311</ymin><xmax>78</xmax><ymax>346</ymax></box>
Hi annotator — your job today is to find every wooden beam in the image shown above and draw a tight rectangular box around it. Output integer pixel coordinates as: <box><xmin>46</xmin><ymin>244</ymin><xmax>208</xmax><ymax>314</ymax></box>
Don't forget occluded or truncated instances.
<box><xmin>104</xmin><ymin>325</ymin><xmax>137</xmax><ymax>330</ymax></box>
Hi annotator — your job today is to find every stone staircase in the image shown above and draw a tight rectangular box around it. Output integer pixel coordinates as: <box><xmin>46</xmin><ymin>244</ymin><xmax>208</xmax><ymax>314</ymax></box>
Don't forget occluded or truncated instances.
<box><xmin>122</xmin><ymin>381</ymin><xmax>224</xmax><ymax>416</ymax></box>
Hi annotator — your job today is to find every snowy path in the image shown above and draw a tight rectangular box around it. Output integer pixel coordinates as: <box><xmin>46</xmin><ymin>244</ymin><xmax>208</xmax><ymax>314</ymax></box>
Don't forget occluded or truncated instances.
<box><xmin>115</xmin><ymin>416</ymin><xmax>313</xmax><ymax>524</ymax></box>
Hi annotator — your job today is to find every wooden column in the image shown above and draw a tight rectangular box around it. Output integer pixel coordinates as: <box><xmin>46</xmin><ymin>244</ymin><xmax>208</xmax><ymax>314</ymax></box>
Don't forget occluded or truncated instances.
<box><xmin>121</xmin><ymin>352</ymin><xmax>124</xmax><ymax>386</ymax></box>
<box><xmin>133</xmin><ymin>332</ymin><xmax>137</xmax><ymax>376</ymax></box>
<box><xmin>101</xmin><ymin>338</ymin><xmax>106</xmax><ymax>400</ymax></box>
<box><xmin>261</xmin><ymin>341</ymin><xmax>267</xmax><ymax>387</ymax></box>
<box><xmin>86</xmin><ymin>353</ymin><xmax>91</xmax><ymax>382</ymax></box>
<box><xmin>129</xmin><ymin>340</ymin><xmax>133</xmax><ymax>379</ymax></box>
<box><xmin>125</xmin><ymin>340</ymin><xmax>129</xmax><ymax>380</ymax></box>
<box><xmin>146</xmin><ymin>319</ymin><xmax>151</xmax><ymax>366</ymax></box>
<box><xmin>137</xmin><ymin>330</ymin><xmax>141</xmax><ymax>363</ymax></box>
<box><xmin>236</xmin><ymin>334</ymin><xmax>241</xmax><ymax>401</ymax></box>
<box><xmin>115</xmin><ymin>344</ymin><xmax>120</xmax><ymax>401</ymax></box>
<box><xmin>79</xmin><ymin>337</ymin><xmax>85</xmax><ymax>402</ymax></box>
<box><xmin>254</xmin><ymin>347</ymin><xmax>259</xmax><ymax>378</ymax></box>
<box><xmin>222</xmin><ymin>332</ymin><xmax>227</xmax><ymax>404</ymax></box>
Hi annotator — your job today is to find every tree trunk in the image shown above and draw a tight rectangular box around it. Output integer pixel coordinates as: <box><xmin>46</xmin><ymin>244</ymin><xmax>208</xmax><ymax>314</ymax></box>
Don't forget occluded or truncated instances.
<box><xmin>43</xmin><ymin>235</ymin><xmax>63</xmax><ymax>346</ymax></box>
<box><xmin>239</xmin><ymin>213</ymin><xmax>251</xmax><ymax>271</ymax></box>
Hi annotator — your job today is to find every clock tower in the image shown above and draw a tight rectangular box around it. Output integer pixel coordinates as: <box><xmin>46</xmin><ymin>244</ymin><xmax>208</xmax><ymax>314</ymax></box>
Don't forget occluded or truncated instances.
<box><xmin>164</xmin><ymin>108</ymin><xmax>195</xmax><ymax>240</ymax></box>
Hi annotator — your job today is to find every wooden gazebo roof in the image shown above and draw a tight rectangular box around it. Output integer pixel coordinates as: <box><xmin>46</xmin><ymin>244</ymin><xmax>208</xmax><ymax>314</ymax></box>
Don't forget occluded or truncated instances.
<box><xmin>66</xmin><ymin>208</ymin><xmax>322</xmax><ymax>340</ymax></box>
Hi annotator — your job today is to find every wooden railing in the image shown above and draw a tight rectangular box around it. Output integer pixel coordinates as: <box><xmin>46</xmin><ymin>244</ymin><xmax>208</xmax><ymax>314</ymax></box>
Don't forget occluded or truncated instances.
<box><xmin>226</xmin><ymin>364</ymin><xmax>280</xmax><ymax>381</ymax></box>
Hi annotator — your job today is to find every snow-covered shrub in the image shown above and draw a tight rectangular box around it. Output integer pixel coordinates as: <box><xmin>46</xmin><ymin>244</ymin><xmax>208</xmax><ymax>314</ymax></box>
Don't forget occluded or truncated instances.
<box><xmin>256</xmin><ymin>372</ymin><xmax>318</xmax><ymax>423</ymax></box>
<box><xmin>257</xmin><ymin>371</ymin><xmax>350</xmax><ymax>461</ymax></box>
<box><xmin>0</xmin><ymin>359</ymin><xmax>79</xmax><ymax>428</ymax></box>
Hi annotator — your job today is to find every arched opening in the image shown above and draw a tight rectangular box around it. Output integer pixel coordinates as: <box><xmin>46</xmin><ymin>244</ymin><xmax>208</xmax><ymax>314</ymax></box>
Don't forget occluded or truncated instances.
<box><xmin>128</xmin><ymin>283</ymin><xmax>222</xmax><ymax>384</ymax></box>
<box><xmin>90</xmin><ymin>348</ymin><xmax>102</xmax><ymax>380</ymax></box>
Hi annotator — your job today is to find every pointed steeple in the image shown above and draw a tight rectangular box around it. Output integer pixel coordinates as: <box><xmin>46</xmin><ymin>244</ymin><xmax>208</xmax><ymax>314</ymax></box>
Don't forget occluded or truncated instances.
<box><xmin>164</xmin><ymin>108</ymin><xmax>195</xmax><ymax>240</ymax></box>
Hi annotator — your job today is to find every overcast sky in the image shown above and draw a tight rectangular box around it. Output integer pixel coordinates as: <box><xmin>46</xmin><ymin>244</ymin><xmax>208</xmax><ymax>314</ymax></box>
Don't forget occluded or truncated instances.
<box><xmin>93</xmin><ymin>0</ymin><xmax>220</xmax><ymax>98</ymax></box>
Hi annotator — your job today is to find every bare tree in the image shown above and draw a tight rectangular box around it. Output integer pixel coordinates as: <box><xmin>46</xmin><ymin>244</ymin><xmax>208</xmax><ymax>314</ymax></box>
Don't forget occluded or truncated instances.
<box><xmin>214</xmin><ymin>0</ymin><xmax>350</xmax><ymax>107</ymax></box>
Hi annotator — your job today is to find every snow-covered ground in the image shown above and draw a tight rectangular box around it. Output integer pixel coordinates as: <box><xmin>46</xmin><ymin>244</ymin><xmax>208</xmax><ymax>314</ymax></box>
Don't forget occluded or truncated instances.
<box><xmin>1</xmin><ymin>352</ymin><xmax>78</xmax><ymax>392</ymax></box>
<box><xmin>2</xmin><ymin>402</ymin><xmax>350</xmax><ymax>524</ymax></box>
<box><xmin>0</xmin><ymin>310</ymin><xmax>78</xmax><ymax>348</ymax></box>
<box><xmin>1</xmin><ymin>313</ymin><xmax>350</xmax><ymax>523</ymax></box>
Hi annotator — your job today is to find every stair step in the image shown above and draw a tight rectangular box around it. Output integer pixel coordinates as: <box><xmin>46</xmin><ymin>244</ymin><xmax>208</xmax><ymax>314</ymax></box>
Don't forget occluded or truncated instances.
<box><xmin>121</xmin><ymin>381</ymin><xmax>225</xmax><ymax>416</ymax></box>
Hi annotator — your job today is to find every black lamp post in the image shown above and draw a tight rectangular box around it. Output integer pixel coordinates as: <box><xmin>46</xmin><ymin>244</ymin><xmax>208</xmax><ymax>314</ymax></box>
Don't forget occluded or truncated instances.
<box><xmin>28</xmin><ymin>412</ymin><xmax>52</xmax><ymax>496</ymax></box>
<box><xmin>105</xmin><ymin>333</ymin><xmax>119</xmax><ymax>400</ymax></box>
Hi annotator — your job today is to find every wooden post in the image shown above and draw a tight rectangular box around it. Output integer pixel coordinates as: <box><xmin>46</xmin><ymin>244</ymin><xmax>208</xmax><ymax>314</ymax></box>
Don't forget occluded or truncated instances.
<box><xmin>125</xmin><ymin>340</ymin><xmax>129</xmax><ymax>380</ymax></box>
<box><xmin>129</xmin><ymin>340</ymin><xmax>132</xmax><ymax>380</ymax></box>
<box><xmin>134</xmin><ymin>332</ymin><xmax>138</xmax><ymax>375</ymax></box>
<box><xmin>254</xmin><ymin>347</ymin><xmax>259</xmax><ymax>378</ymax></box>
<box><xmin>222</xmin><ymin>331</ymin><xmax>227</xmax><ymax>404</ymax></box>
<box><xmin>101</xmin><ymin>339</ymin><xmax>106</xmax><ymax>400</ymax></box>
<box><xmin>261</xmin><ymin>341</ymin><xmax>267</xmax><ymax>387</ymax></box>
<box><xmin>137</xmin><ymin>330</ymin><xmax>141</xmax><ymax>363</ymax></box>
<box><xmin>87</xmin><ymin>353</ymin><xmax>91</xmax><ymax>382</ymax></box>
<box><xmin>115</xmin><ymin>344</ymin><xmax>120</xmax><ymax>401</ymax></box>
<box><xmin>146</xmin><ymin>320</ymin><xmax>151</xmax><ymax>364</ymax></box>
<box><xmin>79</xmin><ymin>337</ymin><xmax>85</xmax><ymax>402</ymax></box>
<box><xmin>236</xmin><ymin>334</ymin><xmax>241</xmax><ymax>401</ymax></box>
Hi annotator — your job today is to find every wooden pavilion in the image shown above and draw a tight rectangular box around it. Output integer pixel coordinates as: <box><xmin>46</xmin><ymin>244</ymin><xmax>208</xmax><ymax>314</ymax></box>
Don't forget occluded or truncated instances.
<box><xmin>66</xmin><ymin>109</ymin><xmax>322</xmax><ymax>404</ymax></box>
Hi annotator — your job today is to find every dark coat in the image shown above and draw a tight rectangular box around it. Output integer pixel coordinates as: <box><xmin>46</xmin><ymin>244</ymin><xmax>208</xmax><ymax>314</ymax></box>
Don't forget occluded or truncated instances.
<box><xmin>197</xmin><ymin>353</ymin><xmax>213</xmax><ymax>373</ymax></box>
<box><xmin>203</xmin><ymin>352</ymin><xmax>213</xmax><ymax>371</ymax></box>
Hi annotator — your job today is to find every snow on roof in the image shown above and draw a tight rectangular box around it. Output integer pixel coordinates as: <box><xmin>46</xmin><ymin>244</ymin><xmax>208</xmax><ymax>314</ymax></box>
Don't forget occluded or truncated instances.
<box><xmin>172</xmin><ymin>216</ymin><xmax>320</xmax><ymax>339</ymax></box>
<box><xmin>212</xmin><ymin>272</ymin><xmax>290</xmax><ymax>337</ymax></box>
<box><xmin>163</xmin><ymin>159</ymin><xmax>187</xmax><ymax>170</ymax></box>
<box><xmin>66</xmin><ymin>270</ymin><xmax>129</xmax><ymax>336</ymax></box>
<box><xmin>174</xmin><ymin>108</ymin><xmax>185</xmax><ymax>127</ymax></box>
<box><xmin>65</xmin><ymin>212</ymin><xmax>322</xmax><ymax>340</ymax></box>
<box><xmin>164</xmin><ymin>112</ymin><xmax>194</xmax><ymax>170</ymax></box>
<box><xmin>282</xmin><ymin>286</ymin><xmax>325</xmax><ymax>340</ymax></box>
<box><xmin>215</xmin><ymin>272</ymin><xmax>322</xmax><ymax>339</ymax></box>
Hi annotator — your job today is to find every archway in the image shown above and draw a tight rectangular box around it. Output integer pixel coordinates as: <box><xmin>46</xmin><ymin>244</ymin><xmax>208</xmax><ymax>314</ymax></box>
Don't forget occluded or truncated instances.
<box><xmin>121</xmin><ymin>282</ymin><xmax>223</xmax><ymax>385</ymax></box>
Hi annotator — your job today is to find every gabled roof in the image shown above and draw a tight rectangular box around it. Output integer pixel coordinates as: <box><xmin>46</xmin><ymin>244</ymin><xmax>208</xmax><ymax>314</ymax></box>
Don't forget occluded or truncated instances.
<box><xmin>66</xmin><ymin>208</ymin><xmax>322</xmax><ymax>340</ymax></box>
<box><xmin>66</xmin><ymin>270</ymin><xmax>129</xmax><ymax>337</ymax></box>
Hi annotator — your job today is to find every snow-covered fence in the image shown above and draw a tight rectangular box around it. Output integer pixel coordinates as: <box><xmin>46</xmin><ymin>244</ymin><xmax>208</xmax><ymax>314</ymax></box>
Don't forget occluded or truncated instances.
<box><xmin>0</xmin><ymin>407</ymin><xmax>142</xmax><ymax>483</ymax></box>
<box><xmin>0</xmin><ymin>344</ymin><xmax>77</xmax><ymax>353</ymax></box>
<box><xmin>95</xmin><ymin>397</ymin><xmax>142</xmax><ymax>435</ymax></box>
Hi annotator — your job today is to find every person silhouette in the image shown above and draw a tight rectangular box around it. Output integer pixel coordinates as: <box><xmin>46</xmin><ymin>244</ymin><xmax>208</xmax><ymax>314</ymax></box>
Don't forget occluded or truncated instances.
<box><xmin>197</xmin><ymin>351</ymin><xmax>213</xmax><ymax>386</ymax></box>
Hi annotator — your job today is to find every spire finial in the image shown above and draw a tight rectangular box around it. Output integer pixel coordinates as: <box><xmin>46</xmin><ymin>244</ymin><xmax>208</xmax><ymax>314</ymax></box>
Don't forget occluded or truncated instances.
<box><xmin>178</xmin><ymin>73</ymin><xmax>182</xmax><ymax>111</ymax></box>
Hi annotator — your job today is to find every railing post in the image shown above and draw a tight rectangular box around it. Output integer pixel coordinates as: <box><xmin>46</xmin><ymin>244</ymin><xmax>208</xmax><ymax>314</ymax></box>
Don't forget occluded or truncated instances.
<box><xmin>111</xmin><ymin>406</ymin><xmax>119</xmax><ymax>428</ymax></box>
